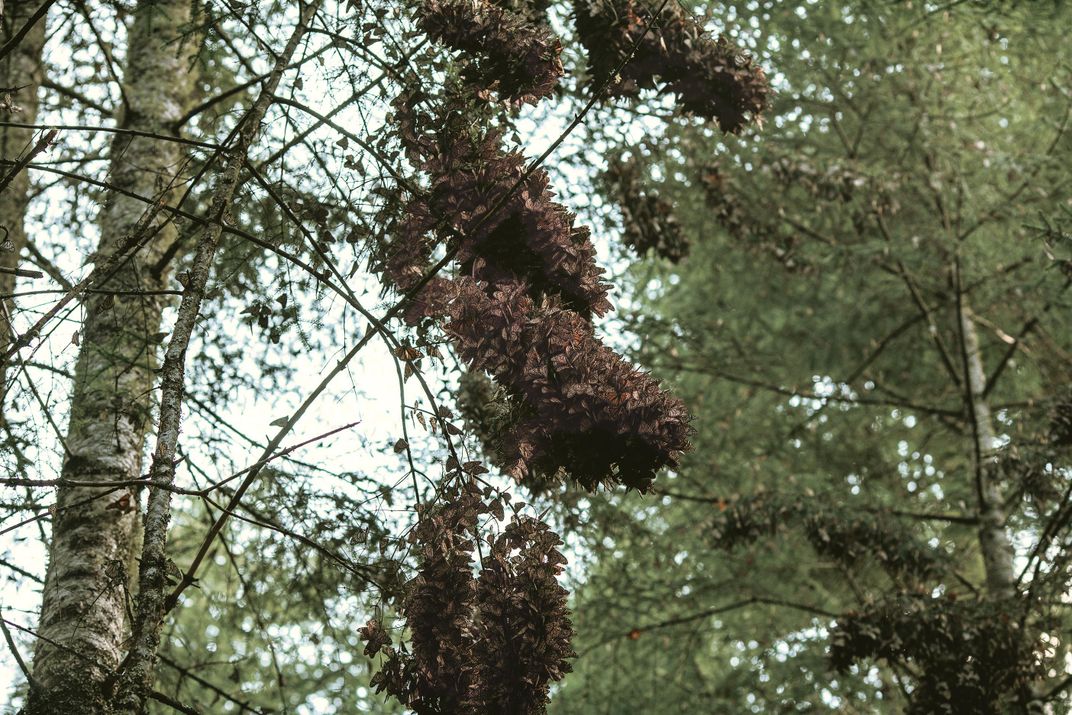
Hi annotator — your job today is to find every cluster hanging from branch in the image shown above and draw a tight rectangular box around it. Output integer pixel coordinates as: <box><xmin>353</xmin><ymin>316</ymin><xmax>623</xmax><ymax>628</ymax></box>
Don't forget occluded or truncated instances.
<box><xmin>387</xmin><ymin>96</ymin><xmax>612</xmax><ymax>320</ymax></box>
<box><xmin>374</xmin><ymin>0</ymin><xmax>775</xmax><ymax>487</ymax></box>
<box><xmin>378</xmin><ymin>87</ymin><xmax>690</xmax><ymax>491</ymax></box>
<box><xmin>361</xmin><ymin>484</ymin><xmax>575</xmax><ymax>714</ymax></box>
<box><xmin>417</xmin><ymin>0</ymin><xmax>564</xmax><ymax>106</ymax></box>
<box><xmin>697</xmin><ymin>155</ymin><xmax>903</xmax><ymax>272</ymax></box>
<box><xmin>358</xmin><ymin>4</ymin><xmax>775</xmax><ymax>709</ymax></box>
<box><xmin>699</xmin><ymin>162</ymin><xmax>812</xmax><ymax>272</ymax></box>
<box><xmin>709</xmin><ymin>493</ymin><xmax>947</xmax><ymax>585</ymax></box>
<box><xmin>574</xmin><ymin>0</ymin><xmax>771</xmax><ymax>132</ymax></box>
<box><xmin>603</xmin><ymin>155</ymin><xmax>688</xmax><ymax>262</ymax></box>
<box><xmin>830</xmin><ymin>594</ymin><xmax>1048</xmax><ymax>715</ymax></box>
<box><xmin>447</xmin><ymin>279</ymin><xmax>691</xmax><ymax>490</ymax></box>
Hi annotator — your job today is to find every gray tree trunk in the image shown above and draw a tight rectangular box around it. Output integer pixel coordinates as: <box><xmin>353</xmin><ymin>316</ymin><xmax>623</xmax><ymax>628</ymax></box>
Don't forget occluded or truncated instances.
<box><xmin>0</xmin><ymin>1</ymin><xmax>46</xmax><ymax>425</ymax></box>
<box><xmin>960</xmin><ymin>304</ymin><xmax>1017</xmax><ymax>599</ymax></box>
<box><xmin>26</xmin><ymin>2</ymin><xmax>198</xmax><ymax>712</ymax></box>
<box><xmin>111</xmin><ymin>5</ymin><xmax>322</xmax><ymax>708</ymax></box>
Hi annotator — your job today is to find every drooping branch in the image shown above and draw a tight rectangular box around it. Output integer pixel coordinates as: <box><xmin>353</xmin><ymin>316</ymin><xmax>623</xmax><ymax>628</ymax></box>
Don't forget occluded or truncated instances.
<box><xmin>830</xmin><ymin>593</ymin><xmax>1046</xmax><ymax>715</ymax></box>
<box><xmin>709</xmin><ymin>492</ymin><xmax>949</xmax><ymax>585</ymax></box>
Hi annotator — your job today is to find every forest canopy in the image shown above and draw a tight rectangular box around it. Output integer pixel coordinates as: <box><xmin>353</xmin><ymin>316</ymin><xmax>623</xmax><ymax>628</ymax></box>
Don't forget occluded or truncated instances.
<box><xmin>0</xmin><ymin>1</ymin><xmax>1070</xmax><ymax>714</ymax></box>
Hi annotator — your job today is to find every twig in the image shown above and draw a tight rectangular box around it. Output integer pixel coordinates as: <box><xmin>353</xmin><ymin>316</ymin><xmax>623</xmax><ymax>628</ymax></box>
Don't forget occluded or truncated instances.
<box><xmin>0</xmin><ymin>607</ymin><xmax>37</xmax><ymax>691</ymax></box>
<box><xmin>0</xmin><ymin>266</ymin><xmax>43</xmax><ymax>279</ymax></box>
<box><xmin>0</xmin><ymin>128</ymin><xmax>55</xmax><ymax>195</ymax></box>
<box><xmin>112</xmin><ymin>5</ymin><xmax>324</xmax><ymax>711</ymax></box>
<box><xmin>982</xmin><ymin>277</ymin><xmax>1072</xmax><ymax>398</ymax></box>
<box><xmin>149</xmin><ymin>689</ymin><xmax>201</xmax><ymax>715</ymax></box>
<box><xmin>0</xmin><ymin>1</ymin><xmax>53</xmax><ymax>65</ymax></box>
<box><xmin>157</xmin><ymin>654</ymin><xmax>266</xmax><ymax>713</ymax></box>
<box><xmin>580</xmin><ymin>595</ymin><xmax>836</xmax><ymax>657</ymax></box>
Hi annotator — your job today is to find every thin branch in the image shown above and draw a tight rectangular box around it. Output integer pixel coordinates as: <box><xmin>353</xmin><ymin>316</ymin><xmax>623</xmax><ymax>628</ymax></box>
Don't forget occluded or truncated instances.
<box><xmin>20</xmin><ymin>238</ymin><xmax>71</xmax><ymax>287</ymax></box>
<box><xmin>0</xmin><ymin>122</ymin><xmax>221</xmax><ymax>151</ymax></box>
<box><xmin>875</xmin><ymin>212</ymin><xmax>962</xmax><ymax>388</ymax></box>
<box><xmin>0</xmin><ymin>557</ymin><xmax>43</xmax><ymax>584</ymax></box>
<box><xmin>70</xmin><ymin>0</ymin><xmax>129</xmax><ymax>111</ymax></box>
<box><xmin>0</xmin><ymin>607</ymin><xmax>37</xmax><ymax>691</ymax></box>
<box><xmin>1</xmin><ymin>193</ymin><xmax>170</xmax><ymax>362</ymax></box>
<box><xmin>0</xmin><ymin>1</ymin><xmax>54</xmax><ymax>64</ymax></box>
<box><xmin>982</xmin><ymin>277</ymin><xmax>1072</xmax><ymax>398</ymax></box>
<box><xmin>157</xmin><ymin>654</ymin><xmax>267</xmax><ymax>714</ymax></box>
<box><xmin>658</xmin><ymin>489</ymin><xmax>978</xmax><ymax>524</ymax></box>
<box><xmin>167</xmin><ymin>334</ymin><xmax>372</xmax><ymax>607</ymax></box>
<box><xmin>173</xmin><ymin>40</ymin><xmax>338</xmax><ymax>128</ymax></box>
<box><xmin>662</xmin><ymin>361</ymin><xmax>960</xmax><ymax>417</ymax></box>
<box><xmin>580</xmin><ymin>596</ymin><xmax>836</xmax><ymax>657</ymax></box>
<box><xmin>0</xmin><ymin>266</ymin><xmax>43</xmax><ymax>279</ymax></box>
<box><xmin>0</xmin><ymin>617</ymin><xmax>94</xmax><ymax>664</ymax></box>
<box><xmin>41</xmin><ymin>78</ymin><xmax>110</xmax><ymax>115</ymax></box>
<box><xmin>113</xmin><ymin>6</ymin><xmax>324</xmax><ymax>710</ymax></box>
<box><xmin>0</xmin><ymin>127</ymin><xmax>55</xmax><ymax>195</ymax></box>
<box><xmin>148</xmin><ymin>690</ymin><xmax>201</xmax><ymax>715</ymax></box>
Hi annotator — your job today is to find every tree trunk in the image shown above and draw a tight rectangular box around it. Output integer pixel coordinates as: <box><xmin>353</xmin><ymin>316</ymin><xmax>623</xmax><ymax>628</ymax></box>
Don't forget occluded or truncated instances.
<box><xmin>26</xmin><ymin>2</ymin><xmax>198</xmax><ymax>712</ymax></box>
<box><xmin>959</xmin><ymin>303</ymin><xmax>1017</xmax><ymax>599</ymax></box>
<box><xmin>111</xmin><ymin>5</ymin><xmax>321</xmax><ymax>708</ymax></box>
<box><xmin>0</xmin><ymin>1</ymin><xmax>47</xmax><ymax>426</ymax></box>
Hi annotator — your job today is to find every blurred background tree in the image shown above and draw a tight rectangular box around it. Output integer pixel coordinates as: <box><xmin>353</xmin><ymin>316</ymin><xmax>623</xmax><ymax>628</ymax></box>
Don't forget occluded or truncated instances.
<box><xmin>553</xmin><ymin>2</ymin><xmax>1072</xmax><ymax>713</ymax></box>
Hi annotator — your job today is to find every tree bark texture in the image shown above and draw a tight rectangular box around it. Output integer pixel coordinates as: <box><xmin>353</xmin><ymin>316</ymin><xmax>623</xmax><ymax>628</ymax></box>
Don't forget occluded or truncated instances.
<box><xmin>26</xmin><ymin>2</ymin><xmax>198</xmax><ymax>712</ymax></box>
<box><xmin>960</xmin><ymin>303</ymin><xmax>1017</xmax><ymax>599</ymax></box>
<box><xmin>110</xmin><ymin>4</ymin><xmax>321</xmax><ymax>710</ymax></box>
<box><xmin>0</xmin><ymin>0</ymin><xmax>46</xmax><ymax>425</ymax></box>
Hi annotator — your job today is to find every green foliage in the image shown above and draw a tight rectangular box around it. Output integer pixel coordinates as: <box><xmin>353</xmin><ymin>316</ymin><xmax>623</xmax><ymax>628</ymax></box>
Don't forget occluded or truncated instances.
<box><xmin>556</xmin><ymin>1</ymin><xmax>1072</xmax><ymax>712</ymax></box>
<box><xmin>153</xmin><ymin>476</ymin><xmax>402</xmax><ymax>713</ymax></box>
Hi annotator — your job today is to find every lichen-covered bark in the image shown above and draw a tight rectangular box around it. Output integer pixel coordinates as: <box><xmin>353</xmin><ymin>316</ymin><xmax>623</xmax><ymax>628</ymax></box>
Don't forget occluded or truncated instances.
<box><xmin>0</xmin><ymin>1</ymin><xmax>46</xmax><ymax>425</ymax></box>
<box><xmin>960</xmin><ymin>304</ymin><xmax>1017</xmax><ymax>599</ymax></box>
<box><xmin>26</xmin><ymin>2</ymin><xmax>198</xmax><ymax>712</ymax></box>
<box><xmin>111</xmin><ymin>5</ymin><xmax>321</xmax><ymax>709</ymax></box>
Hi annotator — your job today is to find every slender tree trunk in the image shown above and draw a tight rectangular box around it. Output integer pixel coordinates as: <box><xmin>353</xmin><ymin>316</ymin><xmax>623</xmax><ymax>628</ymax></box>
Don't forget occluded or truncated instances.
<box><xmin>111</xmin><ymin>5</ymin><xmax>321</xmax><ymax>709</ymax></box>
<box><xmin>959</xmin><ymin>303</ymin><xmax>1017</xmax><ymax>599</ymax></box>
<box><xmin>26</xmin><ymin>2</ymin><xmax>198</xmax><ymax>712</ymax></box>
<box><xmin>0</xmin><ymin>1</ymin><xmax>47</xmax><ymax>425</ymax></box>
